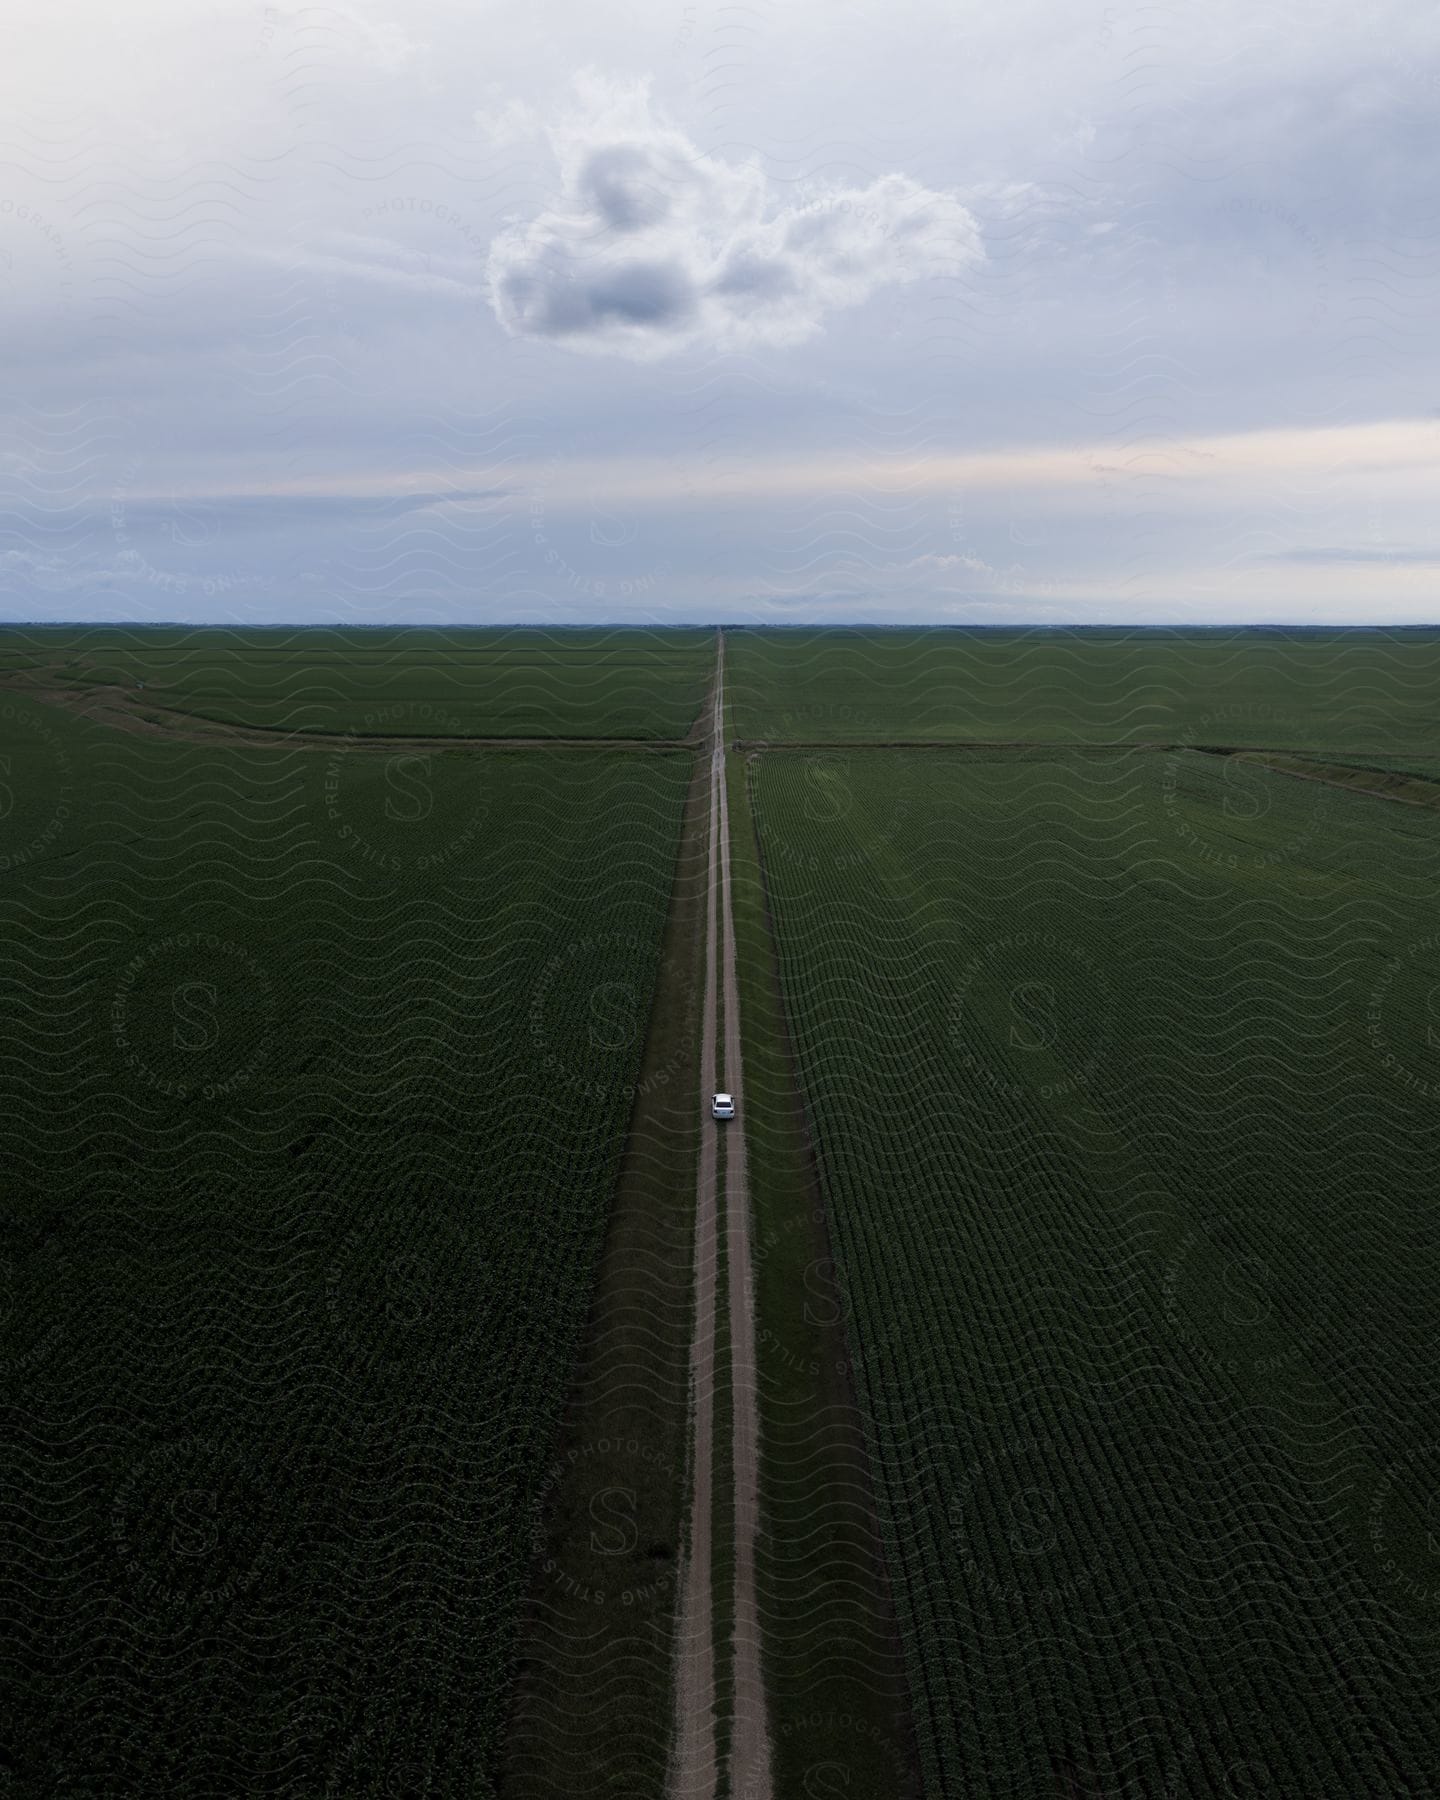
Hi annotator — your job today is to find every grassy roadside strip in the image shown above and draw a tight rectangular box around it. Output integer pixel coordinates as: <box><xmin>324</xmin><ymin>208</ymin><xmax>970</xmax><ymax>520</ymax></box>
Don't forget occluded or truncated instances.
<box><xmin>500</xmin><ymin>744</ymin><xmax>705</xmax><ymax>1800</ymax></box>
<box><xmin>725</xmin><ymin>746</ymin><xmax>920</xmax><ymax>1799</ymax></box>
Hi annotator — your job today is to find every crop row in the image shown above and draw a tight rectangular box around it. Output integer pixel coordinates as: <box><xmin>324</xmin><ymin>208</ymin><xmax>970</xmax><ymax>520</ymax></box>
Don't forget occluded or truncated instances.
<box><xmin>0</xmin><ymin>696</ymin><xmax>692</xmax><ymax>1796</ymax></box>
<box><xmin>749</xmin><ymin>745</ymin><xmax>1440</xmax><ymax>1797</ymax></box>
<box><xmin>0</xmin><ymin>624</ymin><xmax>714</xmax><ymax>741</ymax></box>
<box><xmin>726</xmin><ymin>626</ymin><xmax>1440</xmax><ymax>753</ymax></box>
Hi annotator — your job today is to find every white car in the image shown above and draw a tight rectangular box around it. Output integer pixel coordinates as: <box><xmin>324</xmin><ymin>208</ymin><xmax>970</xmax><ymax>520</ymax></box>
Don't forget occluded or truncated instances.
<box><xmin>712</xmin><ymin>1092</ymin><xmax>735</xmax><ymax>1120</ymax></box>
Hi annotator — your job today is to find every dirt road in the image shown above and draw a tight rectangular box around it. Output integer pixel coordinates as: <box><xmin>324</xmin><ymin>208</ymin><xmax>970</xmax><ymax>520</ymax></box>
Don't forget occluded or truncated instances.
<box><xmin>715</xmin><ymin>649</ymin><xmax>773</xmax><ymax>1800</ymax></box>
<box><xmin>671</xmin><ymin>663</ymin><xmax>721</xmax><ymax>1798</ymax></box>
<box><xmin>670</xmin><ymin>636</ymin><xmax>771</xmax><ymax>1800</ymax></box>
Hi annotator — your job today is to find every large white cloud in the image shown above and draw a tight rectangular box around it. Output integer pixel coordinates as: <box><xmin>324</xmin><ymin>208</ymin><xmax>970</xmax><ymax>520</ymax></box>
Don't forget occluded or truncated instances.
<box><xmin>486</xmin><ymin>76</ymin><xmax>984</xmax><ymax>358</ymax></box>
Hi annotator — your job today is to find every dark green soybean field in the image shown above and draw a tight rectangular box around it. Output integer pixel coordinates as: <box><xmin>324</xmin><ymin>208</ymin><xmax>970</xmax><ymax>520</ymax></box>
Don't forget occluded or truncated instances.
<box><xmin>0</xmin><ymin>676</ymin><xmax>692</xmax><ymax>1795</ymax></box>
<box><xmin>745</xmin><ymin>740</ymin><xmax>1440</xmax><ymax>1798</ymax></box>
<box><xmin>5</xmin><ymin>622</ymin><xmax>1440</xmax><ymax>1799</ymax></box>
<box><xmin>726</xmin><ymin>625</ymin><xmax>1440</xmax><ymax>754</ymax></box>
<box><xmin>0</xmin><ymin>624</ymin><xmax>714</xmax><ymax>741</ymax></box>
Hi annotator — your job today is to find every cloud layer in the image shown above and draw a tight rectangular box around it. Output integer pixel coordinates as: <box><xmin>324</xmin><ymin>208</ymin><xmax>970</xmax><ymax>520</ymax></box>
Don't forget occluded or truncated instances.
<box><xmin>487</xmin><ymin>77</ymin><xmax>984</xmax><ymax>358</ymax></box>
<box><xmin>3</xmin><ymin>3</ymin><xmax>1438</xmax><ymax>622</ymax></box>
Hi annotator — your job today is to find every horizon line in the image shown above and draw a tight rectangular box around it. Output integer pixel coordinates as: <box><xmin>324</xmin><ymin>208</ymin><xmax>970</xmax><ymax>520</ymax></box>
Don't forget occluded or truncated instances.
<box><xmin>2</xmin><ymin>618</ymin><xmax>1440</xmax><ymax>634</ymax></box>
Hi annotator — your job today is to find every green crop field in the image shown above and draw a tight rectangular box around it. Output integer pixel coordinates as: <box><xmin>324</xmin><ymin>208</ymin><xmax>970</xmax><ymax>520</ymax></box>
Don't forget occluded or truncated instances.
<box><xmin>0</xmin><ymin>625</ymin><xmax>713</xmax><ymax>741</ymax></box>
<box><xmin>727</xmin><ymin>626</ymin><xmax>1440</xmax><ymax>753</ymax></box>
<box><xmin>0</xmin><ymin>688</ymin><xmax>691</xmax><ymax>1796</ymax></box>
<box><xmin>1297</xmin><ymin>751</ymin><xmax>1440</xmax><ymax>776</ymax></box>
<box><xmin>4</xmin><ymin>623</ymin><xmax>1439</xmax><ymax>1799</ymax></box>
<box><xmin>745</xmin><ymin>742</ymin><xmax>1440</xmax><ymax>1797</ymax></box>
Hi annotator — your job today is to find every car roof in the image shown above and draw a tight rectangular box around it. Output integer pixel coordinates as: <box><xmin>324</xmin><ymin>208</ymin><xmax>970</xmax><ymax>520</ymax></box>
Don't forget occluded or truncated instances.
<box><xmin>715</xmin><ymin>1092</ymin><xmax>732</xmax><ymax>1101</ymax></box>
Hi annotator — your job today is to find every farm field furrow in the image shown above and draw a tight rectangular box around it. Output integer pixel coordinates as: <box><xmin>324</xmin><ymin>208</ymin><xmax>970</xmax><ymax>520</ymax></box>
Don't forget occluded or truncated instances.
<box><xmin>0</xmin><ymin>694</ymin><xmax>691</xmax><ymax>1796</ymax></box>
<box><xmin>727</xmin><ymin>627</ymin><xmax>1440</xmax><ymax>753</ymax></box>
<box><xmin>747</xmin><ymin>743</ymin><xmax>1440</xmax><ymax>1798</ymax></box>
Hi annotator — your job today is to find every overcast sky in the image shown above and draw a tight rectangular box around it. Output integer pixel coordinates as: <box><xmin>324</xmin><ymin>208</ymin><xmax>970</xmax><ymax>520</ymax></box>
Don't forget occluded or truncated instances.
<box><xmin>2</xmin><ymin>0</ymin><xmax>1438</xmax><ymax>625</ymax></box>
